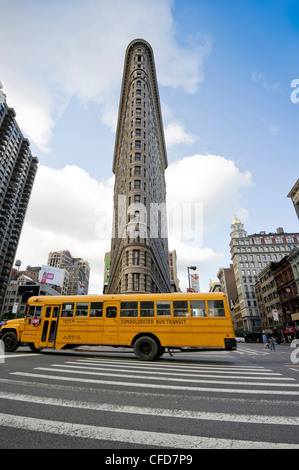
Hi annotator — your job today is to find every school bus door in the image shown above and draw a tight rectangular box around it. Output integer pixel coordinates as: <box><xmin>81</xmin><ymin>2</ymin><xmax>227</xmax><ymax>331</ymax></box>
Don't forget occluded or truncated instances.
<box><xmin>39</xmin><ymin>305</ymin><xmax>60</xmax><ymax>348</ymax></box>
<box><xmin>103</xmin><ymin>302</ymin><xmax>119</xmax><ymax>344</ymax></box>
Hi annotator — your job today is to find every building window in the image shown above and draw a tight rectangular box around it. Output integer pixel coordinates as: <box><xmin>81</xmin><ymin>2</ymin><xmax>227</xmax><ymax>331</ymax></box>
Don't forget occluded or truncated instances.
<box><xmin>134</xmin><ymin>180</ymin><xmax>141</xmax><ymax>189</ymax></box>
<box><xmin>134</xmin><ymin>166</ymin><xmax>141</xmax><ymax>175</ymax></box>
<box><xmin>135</xmin><ymin>152</ymin><xmax>141</xmax><ymax>161</ymax></box>
<box><xmin>133</xmin><ymin>250</ymin><xmax>140</xmax><ymax>265</ymax></box>
<box><xmin>135</xmin><ymin>140</ymin><xmax>141</xmax><ymax>148</ymax></box>
<box><xmin>133</xmin><ymin>273</ymin><xmax>139</xmax><ymax>291</ymax></box>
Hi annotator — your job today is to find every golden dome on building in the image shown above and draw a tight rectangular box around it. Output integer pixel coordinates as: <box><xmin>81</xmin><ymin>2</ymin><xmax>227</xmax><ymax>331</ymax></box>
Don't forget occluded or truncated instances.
<box><xmin>231</xmin><ymin>217</ymin><xmax>241</xmax><ymax>225</ymax></box>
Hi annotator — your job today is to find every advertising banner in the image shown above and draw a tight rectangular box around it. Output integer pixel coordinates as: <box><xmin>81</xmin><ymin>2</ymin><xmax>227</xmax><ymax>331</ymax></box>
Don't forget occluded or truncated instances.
<box><xmin>38</xmin><ymin>265</ymin><xmax>64</xmax><ymax>287</ymax></box>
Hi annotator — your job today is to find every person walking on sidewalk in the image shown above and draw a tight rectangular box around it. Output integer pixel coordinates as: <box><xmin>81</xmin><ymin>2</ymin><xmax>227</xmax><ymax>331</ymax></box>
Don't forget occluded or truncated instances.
<box><xmin>269</xmin><ymin>335</ymin><xmax>276</xmax><ymax>351</ymax></box>
<box><xmin>263</xmin><ymin>333</ymin><xmax>269</xmax><ymax>349</ymax></box>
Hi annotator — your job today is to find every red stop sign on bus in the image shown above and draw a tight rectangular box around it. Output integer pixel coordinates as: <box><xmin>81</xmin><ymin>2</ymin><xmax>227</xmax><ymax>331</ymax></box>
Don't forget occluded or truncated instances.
<box><xmin>30</xmin><ymin>316</ymin><xmax>40</xmax><ymax>327</ymax></box>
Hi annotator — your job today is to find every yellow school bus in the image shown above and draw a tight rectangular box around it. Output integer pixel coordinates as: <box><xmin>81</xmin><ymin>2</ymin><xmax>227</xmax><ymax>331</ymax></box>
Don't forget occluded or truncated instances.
<box><xmin>0</xmin><ymin>292</ymin><xmax>236</xmax><ymax>360</ymax></box>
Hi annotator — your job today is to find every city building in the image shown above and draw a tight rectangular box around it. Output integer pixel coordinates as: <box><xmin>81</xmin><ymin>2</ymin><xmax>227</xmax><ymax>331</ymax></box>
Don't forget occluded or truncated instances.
<box><xmin>1</xmin><ymin>274</ymin><xmax>61</xmax><ymax>318</ymax></box>
<box><xmin>253</xmin><ymin>248</ymin><xmax>299</xmax><ymax>339</ymax></box>
<box><xmin>288</xmin><ymin>178</ymin><xmax>299</xmax><ymax>219</ymax></box>
<box><xmin>47</xmin><ymin>250</ymin><xmax>90</xmax><ymax>294</ymax></box>
<box><xmin>0</xmin><ymin>96</ymin><xmax>38</xmax><ymax>313</ymax></box>
<box><xmin>107</xmin><ymin>39</ymin><xmax>170</xmax><ymax>294</ymax></box>
<box><xmin>169</xmin><ymin>250</ymin><xmax>180</xmax><ymax>292</ymax></box>
<box><xmin>209</xmin><ymin>280</ymin><xmax>221</xmax><ymax>292</ymax></box>
<box><xmin>254</xmin><ymin>263</ymin><xmax>282</xmax><ymax>332</ymax></box>
<box><xmin>229</xmin><ymin>217</ymin><xmax>299</xmax><ymax>332</ymax></box>
<box><xmin>103</xmin><ymin>252</ymin><xmax>110</xmax><ymax>294</ymax></box>
<box><xmin>217</xmin><ymin>264</ymin><xmax>238</xmax><ymax>308</ymax></box>
<box><xmin>271</xmin><ymin>254</ymin><xmax>299</xmax><ymax>330</ymax></box>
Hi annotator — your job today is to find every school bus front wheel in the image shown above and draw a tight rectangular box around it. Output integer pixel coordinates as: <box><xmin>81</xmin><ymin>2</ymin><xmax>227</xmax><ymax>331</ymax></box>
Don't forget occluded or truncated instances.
<box><xmin>2</xmin><ymin>331</ymin><xmax>19</xmax><ymax>352</ymax></box>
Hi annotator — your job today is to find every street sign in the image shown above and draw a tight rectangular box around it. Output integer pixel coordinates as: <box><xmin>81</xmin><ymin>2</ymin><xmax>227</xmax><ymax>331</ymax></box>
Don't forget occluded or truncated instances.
<box><xmin>190</xmin><ymin>273</ymin><xmax>200</xmax><ymax>292</ymax></box>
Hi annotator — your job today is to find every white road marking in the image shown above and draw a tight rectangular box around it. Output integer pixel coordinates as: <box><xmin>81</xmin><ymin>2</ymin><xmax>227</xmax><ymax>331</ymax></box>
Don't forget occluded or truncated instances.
<box><xmin>56</xmin><ymin>362</ymin><xmax>291</xmax><ymax>381</ymax></box>
<box><xmin>0</xmin><ymin>354</ymin><xmax>38</xmax><ymax>360</ymax></box>
<box><xmin>78</xmin><ymin>357</ymin><xmax>268</xmax><ymax>371</ymax></box>
<box><xmin>11</xmin><ymin>372</ymin><xmax>299</xmax><ymax>395</ymax></box>
<box><xmin>75</xmin><ymin>359</ymin><xmax>281</xmax><ymax>375</ymax></box>
<box><xmin>0</xmin><ymin>391</ymin><xmax>298</xmax><ymax>426</ymax></box>
<box><xmin>0</xmin><ymin>412</ymin><xmax>298</xmax><ymax>448</ymax></box>
<box><xmin>33</xmin><ymin>366</ymin><xmax>298</xmax><ymax>387</ymax></box>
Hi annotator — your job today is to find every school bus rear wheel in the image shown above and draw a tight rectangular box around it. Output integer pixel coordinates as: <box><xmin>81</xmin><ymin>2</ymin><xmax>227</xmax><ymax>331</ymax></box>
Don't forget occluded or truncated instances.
<box><xmin>134</xmin><ymin>336</ymin><xmax>159</xmax><ymax>361</ymax></box>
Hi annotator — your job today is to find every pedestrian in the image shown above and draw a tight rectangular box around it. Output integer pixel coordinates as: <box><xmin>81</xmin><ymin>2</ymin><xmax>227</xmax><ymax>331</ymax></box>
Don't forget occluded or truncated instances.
<box><xmin>269</xmin><ymin>335</ymin><xmax>276</xmax><ymax>351</ymax></box>
<box><xmin>263</xmin><ymin>333</ymin><xmax>269</xmax><ymax>349</ymax></box>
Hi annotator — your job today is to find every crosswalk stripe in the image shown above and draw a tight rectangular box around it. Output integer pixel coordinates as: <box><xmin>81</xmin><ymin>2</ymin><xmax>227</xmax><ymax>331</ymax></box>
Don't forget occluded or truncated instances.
<box><xmin>0</xmin><ymin>412</ymin><xmax>298</xmax><ymax>449</ymax></box>
<box><xmin>56</xmin><ymin>362</ymin><xmax>292</xmax><ymax>381</ymax></box>
<box><xmin>77</xmin><ymin>357</ymin><xmax>268</xmax><ymax>371</ymax></box>
<box><xmin>11</xmin><ymin>372</ymin><xmax>299</xmax><ymax>395</ymax></box>
<box><xmin>33</xmin><ymin>366</ymin><xmax>298</xmax><ymax>387</ymax></box>
<box><xmin>76</xmin><ymin>359</ymin><xmax>282</xmax><ymax>375</ymax></box>
<box><xmin>1</xmin><ymin>391</ymin><xmax>299</xmax><ymax>426</ymax></box>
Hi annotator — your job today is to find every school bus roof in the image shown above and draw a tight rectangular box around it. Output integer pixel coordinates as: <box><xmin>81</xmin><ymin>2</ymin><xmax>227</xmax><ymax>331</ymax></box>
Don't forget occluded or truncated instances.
<box><xmin>27</xmin><ymin>292</ymin><xmax>227</xmax><ymax>305</ymax></box>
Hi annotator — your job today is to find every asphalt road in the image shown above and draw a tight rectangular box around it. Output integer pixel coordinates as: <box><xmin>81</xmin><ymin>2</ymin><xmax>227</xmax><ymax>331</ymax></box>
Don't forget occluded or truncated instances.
<box><xmin>0</xmin><ymin>342</ymin><xmax>298</xmax><ymax>453</ymax></box>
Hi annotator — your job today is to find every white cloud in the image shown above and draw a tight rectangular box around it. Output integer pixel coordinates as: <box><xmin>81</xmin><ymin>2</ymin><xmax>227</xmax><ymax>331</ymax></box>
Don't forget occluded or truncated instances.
<box><xmin>0</xmin><ymin>0</ymin><xmax>211</xmax><ymax>151</ymax></box>
<box><xmin>166</xmin><ymin>154</ymin><xmax>252</xmax><ymax>231</ymax></box>
<box><xmin>164</xmin><ymin>122</ymin><xmax>197</xmax><ymax>147</ymax></box>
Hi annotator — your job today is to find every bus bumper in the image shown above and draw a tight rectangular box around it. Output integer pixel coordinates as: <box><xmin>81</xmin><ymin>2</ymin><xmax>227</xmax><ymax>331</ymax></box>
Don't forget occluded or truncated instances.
<box><xmin>224</xmin><ymin>338</ymin><xmax>237</xmax><ymax>350</ymax></box>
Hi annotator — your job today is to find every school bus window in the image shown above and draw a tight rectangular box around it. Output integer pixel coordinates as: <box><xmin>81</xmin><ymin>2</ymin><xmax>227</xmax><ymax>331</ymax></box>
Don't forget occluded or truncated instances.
<box><xmin>157</xmin><ymin>301</ymin><xmax>171</xmax><ymax>316</ymax></box>
<box><xmin>45</xmin><ymin>307</ymin><xmax>51</xmax><ymax>318</ymax></box>
<box><xmin>90</xmin><ymin>302</ymin><xmax>103</xmax><ymax>317</ymax></box>
<box><xmin>140</xmin><ymin>301</ymin><xmax>154</xmax><ymax>317</ymax></box>
<box><xmin>48</xmin><ymin>322</ymin><xmax>57</xmax><ymax>342</ymax></box>
<box><xmin>190</xmin><ymin>300</ymin><xmax>206</xmax><ymax>317</ymax></box>
<box><xmin>53</xmin><ymin>307</ymin><xmax>59</xmax><ymax>318</ymax></box>
<box><xmin>120</xmin><ymin>302</ymin><xmax>138</xmax><ymax>317</ymax></box>
<box><xmin>75</xmin><ymin>302</ymin><xmax>89</xmax><ymax>316</ymax></box>
<box><xmin>173</xmin><ymin>300</ymin><xmax>189</xmax><ymax>317</ymax></box>
<box><xmin>106</xmin><ymin>306</ymin><xmax>117</xmax><ymax>318</ymax></box>
<box><xmin>208</xmin><ymin>299</ymin><xmax>225</xmax><ymax>317</ymax></box>
<box><xmin>61</xmin><ymin>303</ymin><xmax>74</xmax><ymax>317</ymax></box>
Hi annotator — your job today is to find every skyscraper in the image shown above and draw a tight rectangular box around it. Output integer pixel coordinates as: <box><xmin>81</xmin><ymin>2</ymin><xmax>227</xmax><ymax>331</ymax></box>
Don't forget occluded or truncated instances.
<box><xmin>0</xmin><ymin>98</ymin><xmax>38</xmax><ymax>312</ymax></box>
<box><xmin>107</xmin><ymin>39</ymin><xmax>170</xmax><ymax>294</ymax></box>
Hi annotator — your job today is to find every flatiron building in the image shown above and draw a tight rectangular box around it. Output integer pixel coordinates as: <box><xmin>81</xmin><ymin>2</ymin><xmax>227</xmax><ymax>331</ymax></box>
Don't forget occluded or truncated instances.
<box><xmin>107</xmin><ymin>39</ymin><xmax>170</xmax><ymax>294</ymax></box>
<box><xmin>0</xmin><ymin>100</ymin><xmax>38</xmax><ymax>312</ymax></box>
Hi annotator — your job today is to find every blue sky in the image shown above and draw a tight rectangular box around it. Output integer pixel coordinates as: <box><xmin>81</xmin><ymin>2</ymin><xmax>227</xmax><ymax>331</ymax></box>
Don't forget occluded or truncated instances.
<box><xmin>1</xmin><ymin>0</ymin><xmax>298</xmax><ymax>293</ymax></box>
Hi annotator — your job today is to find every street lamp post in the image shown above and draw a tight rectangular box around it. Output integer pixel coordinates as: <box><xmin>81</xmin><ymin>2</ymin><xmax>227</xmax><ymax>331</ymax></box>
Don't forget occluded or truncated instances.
<box><xmin>187</xmin><ymin>266</ymin><xmax>197</xmax><ymax>290</ymax></box>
